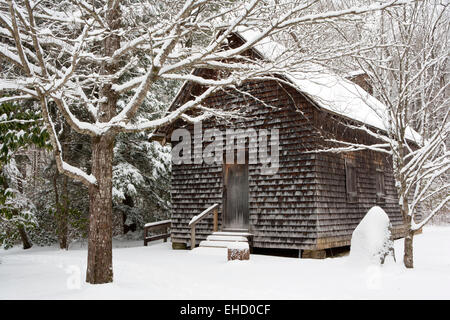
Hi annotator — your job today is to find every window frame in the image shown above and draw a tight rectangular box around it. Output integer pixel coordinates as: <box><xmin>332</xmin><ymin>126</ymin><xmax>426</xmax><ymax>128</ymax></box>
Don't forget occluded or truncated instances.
<box><xmin>345</xmin><ymin>158</ymin><xmax>358</xmax><ymax>203</ymax></box>
<box><xmin>375</xmin><ymin>168</ymin><xmax>386</xmax><ymax>204</ymax></box>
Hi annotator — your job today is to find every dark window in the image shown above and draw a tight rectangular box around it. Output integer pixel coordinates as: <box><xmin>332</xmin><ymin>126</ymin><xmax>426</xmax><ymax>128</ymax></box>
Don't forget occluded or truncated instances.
<box><xmin>345</xmin><ymin>158</ymin><xmax>357</xmax><ymax>203</ymax></box>
<box><xmin>375</xmin><ymin>169</ymin><xmax>386</xmax><ymax>203</ymax></box>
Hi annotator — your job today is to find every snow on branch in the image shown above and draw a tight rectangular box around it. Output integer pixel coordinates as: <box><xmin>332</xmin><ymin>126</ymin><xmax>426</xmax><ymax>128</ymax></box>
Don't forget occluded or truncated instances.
<box><xmin>0</xmin><ymin>95</ymin><xmax>34</xmax><ymax>103</ymax></box>
<box><xmin>310</xmin><ymin>139</ymin><xmax>392</xmax><ymax>154</ymax></box>
<box><xmin>277</xmin><ymin>0</ymin><xmax>414</xmax><ymax>29</ymax></box>
<box><xmin>108</xmin><ymin>86</ymin><xmax>219</xmax><ymax>133</ymax></box>
<box><xmin>411</xmin><ymin>194</ymin><xmax>450</xmax><ymax>231</ymax></box>
<box><xmin>0</xmin><ymin>0</ymin><xmax>423</xmax><ymax>189</ymax></box>
<box><xmin>39</xmin><ymin>95</ymin><xmax>97</xmax><ymax>187</ymax></box>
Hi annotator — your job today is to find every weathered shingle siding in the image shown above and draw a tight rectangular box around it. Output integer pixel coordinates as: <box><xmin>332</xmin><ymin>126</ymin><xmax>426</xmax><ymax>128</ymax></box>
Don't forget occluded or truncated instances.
<box><xmin>171</xmin><ymin>162</ymin><xmax>223</xmax><ymax>246</ymax></box>
<box><xmin>171</xmin><ymin>79</ymin><xmax>321</xmax><ymax>249</ymax></box>
<box><xmin>168</xmin><ymin>32</ymin><xmax>411</xmax><ymax>252</ymax></box>
<box><xmin>313</xmin><ymin>110</ymin><xmax>404</xmax><ymax>249</ymax></box>
<box><xmin>170</xmin><ymin>79</ymin><xmax>406</xmax><ymax>251</ymax></box>
<box><xmin>246</xmin><ymin>82</ymin><xmax>319</xmax><ymax>250</ymax></box>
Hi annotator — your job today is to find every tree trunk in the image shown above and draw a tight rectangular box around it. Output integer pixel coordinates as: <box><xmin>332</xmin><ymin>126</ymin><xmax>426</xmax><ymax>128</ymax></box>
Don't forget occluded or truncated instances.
<box><xmin>85</xmin><ymin>0</ymin><xmax>120</xmax><ymax>284</ymax></box>
<box><xmin>60</xmin><ymin>175</ymin><xmax>69</xmax><ymax>250</ymax></box>
<box><xmin>59</xmin><ymin>136</ymin><xmax>70</xmax><ymax>250</ymax></box>
<box><xmin>1</xmin><ymin>170</ymin><xmax>32</xmax><ymax>250</ymax></box>
<box><xmin>403</xmin><ymin>215</ymin><xmax>414</xmax><ymax>268</ymax></box>
<box><xmin>17</xmin><ymin>223</ymin><xmax>32</xmax><ymax>249</ymax></box>
<box><xmin>85</xmin><ymin>135</ymin><xmax>115</xmax><ymax>284</ymax></box>
<box><xmin>53</xmin><ymin>170</ymin><xmax>68</xmax><ymax>250</ymax></box>
<box><xmin>398</xmin><ymin>183</ymin><xmax>415</xmax><ymax>269</ymax></box>
<box><xmin>123</xmin><ymin>194</ymin><xmax>136</xmax><ymax>234</ymax></box>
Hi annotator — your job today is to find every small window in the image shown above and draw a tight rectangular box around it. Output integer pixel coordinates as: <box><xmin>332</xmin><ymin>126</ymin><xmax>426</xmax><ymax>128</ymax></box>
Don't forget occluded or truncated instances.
<box><xmin>375</xmin><ymin>169</ymin><xmax>386</xmax><ymax>203</ymax></box>
<box><xmin>345</xmin><ymin>158</ymin><xmax>357</xmax><ymax>203</ymax></box>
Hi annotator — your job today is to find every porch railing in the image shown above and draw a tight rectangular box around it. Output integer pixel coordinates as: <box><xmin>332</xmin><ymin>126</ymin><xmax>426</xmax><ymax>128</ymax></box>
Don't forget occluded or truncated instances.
<box><xmin>143</xmin><ymin>219</ymin><xmax>171</xmax><ymax>246</ymax></box>
<box><xmin>188</xmin><ymin>203</ymin><xmax>219</xmax><ymax>249</ymax></box>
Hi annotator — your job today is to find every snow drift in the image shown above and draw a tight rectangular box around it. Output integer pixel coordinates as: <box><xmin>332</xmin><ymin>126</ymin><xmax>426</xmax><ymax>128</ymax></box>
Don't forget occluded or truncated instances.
<box><xmin>350</xmin><ymin>206</ymin><xmax>395</xmax><ymax>265</ymax></box>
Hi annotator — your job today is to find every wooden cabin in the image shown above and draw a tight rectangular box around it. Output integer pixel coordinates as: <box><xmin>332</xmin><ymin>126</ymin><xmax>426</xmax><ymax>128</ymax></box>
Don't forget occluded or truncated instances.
<box><xmin>154</xmin><ymin>32</ymin><xmax>414</xmax><ymax>258</ymax></box>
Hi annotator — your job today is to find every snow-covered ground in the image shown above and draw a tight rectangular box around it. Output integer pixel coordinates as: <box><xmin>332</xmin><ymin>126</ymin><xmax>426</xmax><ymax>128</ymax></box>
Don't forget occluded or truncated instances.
<box><xmin>1</xmin><ymin>226</ymin><xmax>449</xmax><ymax>299</ymax></box>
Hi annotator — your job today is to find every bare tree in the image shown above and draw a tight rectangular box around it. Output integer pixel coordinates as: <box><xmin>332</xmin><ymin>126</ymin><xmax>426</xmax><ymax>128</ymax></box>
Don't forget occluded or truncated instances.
<box><xmin>0</xmin><ymin>0</ymin><xmax>412</xmax><ymax>283</ymax></box>
<box><xmin>320</xmin><ymin>0</ymin><xmax>449</xmax><ymax>268</ymax></box>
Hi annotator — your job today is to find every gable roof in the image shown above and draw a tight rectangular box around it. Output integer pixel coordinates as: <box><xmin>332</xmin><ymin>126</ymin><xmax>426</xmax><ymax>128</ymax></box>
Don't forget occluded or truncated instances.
<box><xmin>164</xmin><ymin>29</ymin><xmax>421</xmax><ymax>143</ymax></box>
<box><xmin>235</xmin><ymin>28</ymin><xmax>421</xmax><ymax>142</ymax></box>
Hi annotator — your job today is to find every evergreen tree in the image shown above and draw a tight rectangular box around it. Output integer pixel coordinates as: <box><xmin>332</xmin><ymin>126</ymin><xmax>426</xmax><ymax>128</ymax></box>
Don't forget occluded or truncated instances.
<box><xmin>0</xmin><ymin>102</ymin><xmax>50</xmax><ymax>249</ymax></box>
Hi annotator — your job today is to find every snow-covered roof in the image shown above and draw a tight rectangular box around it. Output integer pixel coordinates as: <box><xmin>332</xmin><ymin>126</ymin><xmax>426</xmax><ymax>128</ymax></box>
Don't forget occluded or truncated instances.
<box><xmin>286</xmin><ymin>71</ymin><xmax>388</xmax><ymax>131</ymax></box>
<box><xmin>236</xmin><ymin>29</ymin><xmax>421</xmax><ymax>142</ymax></box>
<box><xmin>284</xmin><ymin>71</ymin><xmax>420</xmax><ymax>142</ymax></box>
<box><xmin>167</xmin><ymin>29</ymin><xmax>420</xmax><ymax>142</ymax></box>
<box><xmin>235</xmin><ymin>27</ymin><xmax>288</xmax><ymax>61</ymax></box>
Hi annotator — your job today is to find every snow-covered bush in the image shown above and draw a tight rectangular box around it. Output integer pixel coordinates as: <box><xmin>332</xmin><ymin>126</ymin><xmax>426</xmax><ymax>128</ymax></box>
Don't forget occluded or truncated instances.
<box><xmin>0</xmin><ymin>160</ymin><xmax>37</xmax><ymax>249</ymax></box>
<box><xmin>349</xmin><ymin>206</ymin><xmax>396</xmax><ymax>265</ymax></box>
<box><xmin>113</xmin><ymin>135</ymin><xmax>171</xmax><ymax>233</ymax></box>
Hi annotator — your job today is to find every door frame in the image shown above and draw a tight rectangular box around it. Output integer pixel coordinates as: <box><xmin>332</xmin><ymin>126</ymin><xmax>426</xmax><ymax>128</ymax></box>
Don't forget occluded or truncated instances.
<box><xmin>222</xmin><ymin>155</ymin><xmax>250</xmax><ymax>231</ymax></box>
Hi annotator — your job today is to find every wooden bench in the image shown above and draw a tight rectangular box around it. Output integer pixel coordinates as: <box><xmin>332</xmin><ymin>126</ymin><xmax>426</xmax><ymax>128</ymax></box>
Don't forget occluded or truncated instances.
<box><xmin>143</xmin><ymin>220</ymin><xmax>171</xmax><ymax>246</ymax></box>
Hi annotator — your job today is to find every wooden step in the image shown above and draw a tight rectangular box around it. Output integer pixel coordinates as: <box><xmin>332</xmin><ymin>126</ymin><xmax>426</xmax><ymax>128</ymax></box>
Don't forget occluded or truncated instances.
<box><xmin>206</xmin><ymin>235</ymin><xmax>248</xmax><ymax>242</ymax></box>
<box><xmin>199</xmin><ymin>240</ymin><xmax>231</xmax><ymax>248</ymax></box>
<box><xmin>212</xmin><ymin>231</ymin><xmax>253</xmax><ymax>237</ymax></box>
<box><xmin>199</xmin><ymin>240</ymin><xmax>250</xmax><ymax>248</ymax></box>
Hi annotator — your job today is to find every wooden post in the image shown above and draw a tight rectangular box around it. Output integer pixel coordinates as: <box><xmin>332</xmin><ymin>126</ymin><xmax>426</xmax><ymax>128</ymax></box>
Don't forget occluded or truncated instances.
<box><xmin>213</xmin><ymin>208</ymin><xmax>218</xmax><ymax>232</ymax></box>
<box><xmin>190</xmin><ymin>226</ymin><xmax>196</xmax><ymax>250</ymax></box>
<box><xmin>187</xmin><ymin>203</ymin><xmax>219</xmax><ymax>250</ymax></box>
<box><xmin>144</xmin><ymin>227</ymin><xmax>148</xmax><ymax>246</ymax></box>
